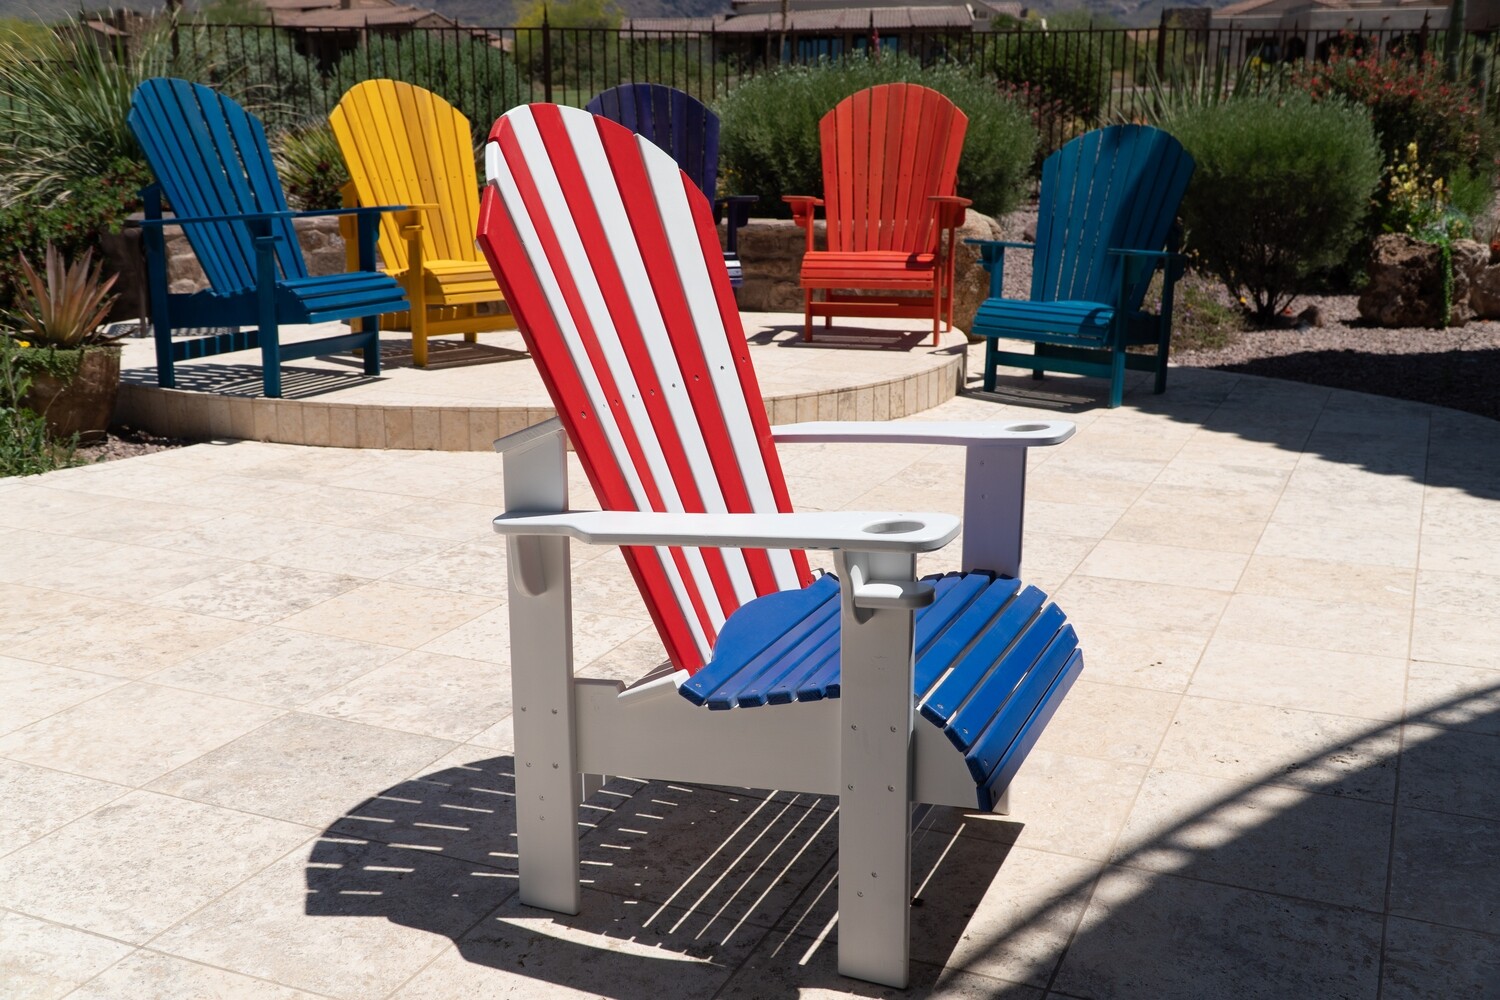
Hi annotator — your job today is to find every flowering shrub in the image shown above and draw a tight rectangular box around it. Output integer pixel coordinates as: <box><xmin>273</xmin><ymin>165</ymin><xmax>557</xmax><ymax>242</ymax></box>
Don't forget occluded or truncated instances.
<box><xmin>0</xmin><ymin>158</ymin><xmax>151</xmax><ymax>315</ymax></box>
<box><xmin>1292</xmin><ymin>48</ymin><xmax>1495</xmax><ymax>188</ymax></box>
<box><xmin>1385</xmin><ymin>142</ymin><xmax>1471</xmax><ymax>242</ymax></box>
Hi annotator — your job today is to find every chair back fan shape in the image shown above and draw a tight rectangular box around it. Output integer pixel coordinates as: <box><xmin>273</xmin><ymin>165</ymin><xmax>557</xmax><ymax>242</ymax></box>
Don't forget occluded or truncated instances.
<box><xmin>129</xmin><ymin>77</ymin><xmax>307</xmax><ymax>294</ymax></box>
<box><xmin>330</xmin><ymin>79</ymin><xmax>482</xmax><ymax>278</ymax></box>
<box><xmin>476</xmin><ymin>104</ymin><xmax>813</xmax><ymax>673</ymax></box>
<box><xmin>584</xmin><ymin>83</ymin><xmax>719</xmax><ymax>204</ymax></box>
<box><xmin>819</xmin><ymin>83</ymin><xmax>965</xmax><ymax>257</ymax></box>
<box><xmin>1031</xmin><ymin>125</ymin><xmax>1192</xmax><ymax>311</ymax></box>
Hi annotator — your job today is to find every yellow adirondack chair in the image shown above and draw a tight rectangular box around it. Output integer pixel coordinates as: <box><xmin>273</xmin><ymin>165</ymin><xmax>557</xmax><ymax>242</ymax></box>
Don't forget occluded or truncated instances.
<box><xmin>330</xmin><ymin>79</ymin><xmax>516</xmax><ymax>367</ymax></box>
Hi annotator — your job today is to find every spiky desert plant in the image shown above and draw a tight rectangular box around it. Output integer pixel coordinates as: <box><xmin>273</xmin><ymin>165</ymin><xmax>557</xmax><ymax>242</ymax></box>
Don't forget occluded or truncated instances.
<box><xmin>11</xmin><ymin>245</ymin><xmax>121</xmax><ymax>349</ymax></box>
<box><xmin>0</xmin><ymin>17</ymin><xmax>184</xmax><ymax>203</ymax></box>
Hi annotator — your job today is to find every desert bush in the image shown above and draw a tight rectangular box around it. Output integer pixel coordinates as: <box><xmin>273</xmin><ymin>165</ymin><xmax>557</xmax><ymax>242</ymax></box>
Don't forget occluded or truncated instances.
<box><xmin>717</xmin><ymin>54</ymin><xmax>1036</xmax><ymax>219</ymax></box>
<box><xmin>987</xmin><ymin>25</ymin><xmax>1108</xmax><ymax>142</ymax></box>
<box><xmin>1168</xmin><ymin>92</ymin><xmax>1383</xmax><ymax>320</ymax></box>
<box><xmin>0</xmin><ymin>21</ymin><xmax>182</xmax><ymax>203</ymax></box>
<box><xmin>330</xmin><ymin>34</ymin><xmax>526</xmax><ymax>146</ymax></box>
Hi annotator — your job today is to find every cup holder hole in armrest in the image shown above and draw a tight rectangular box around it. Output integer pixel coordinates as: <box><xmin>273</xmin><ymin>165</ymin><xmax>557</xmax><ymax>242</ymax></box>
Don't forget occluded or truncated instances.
<box><xmin>862</xmin><ymin>519</ymin><xmax>925</xmax><ymax>535</ymax></box>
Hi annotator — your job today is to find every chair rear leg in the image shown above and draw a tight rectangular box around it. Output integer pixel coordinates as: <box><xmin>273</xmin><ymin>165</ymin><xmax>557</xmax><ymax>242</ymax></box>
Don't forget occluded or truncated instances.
<box><xmin>804</xmin><ymin>290</ymin><xmax>814</xmax><ymax>342</ymax></box>
<box><xmin>982</xmin><ymin>337</ymin><xmax>998</xmax><ymax>393</ymax></box>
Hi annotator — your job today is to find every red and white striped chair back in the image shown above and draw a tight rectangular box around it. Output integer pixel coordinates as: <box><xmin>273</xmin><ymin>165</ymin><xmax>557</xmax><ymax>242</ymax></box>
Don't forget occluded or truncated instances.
<box><xmin>477</xmin><ymin>104</ymin><xmax>814</xmax><ymax>674</ymax></box>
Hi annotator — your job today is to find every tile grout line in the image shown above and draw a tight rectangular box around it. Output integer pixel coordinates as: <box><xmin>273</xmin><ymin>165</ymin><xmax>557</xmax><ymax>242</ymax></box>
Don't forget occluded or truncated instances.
<box><xmin>1373</xmin><ymin>410</ymin><xmax>1434</xmax><ymax>1000</ymax></box>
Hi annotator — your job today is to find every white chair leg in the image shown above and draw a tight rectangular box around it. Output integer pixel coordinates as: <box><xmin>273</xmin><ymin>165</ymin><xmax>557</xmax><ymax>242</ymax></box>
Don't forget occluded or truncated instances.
<box><xmin>503</xmin><ymin>424</ymin><xmax>581</xmax><ymax>915</ymax></box>
<box><xmin>835</xmin><ymin>550</ymin><xmax>917</xmax><ymax>989</ymax></box>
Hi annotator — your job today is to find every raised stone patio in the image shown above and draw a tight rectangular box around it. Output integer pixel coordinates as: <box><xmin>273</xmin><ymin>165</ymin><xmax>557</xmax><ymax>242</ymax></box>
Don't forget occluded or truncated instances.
<box><xmin>3</xmin><ymin>360</ymin><xmax>1499</xmax><ymax>998</ymax></box>
<box><xmin>112</xmin><ymin>315</ymin><xmax>969</xmax><ymax>449</ymax></box>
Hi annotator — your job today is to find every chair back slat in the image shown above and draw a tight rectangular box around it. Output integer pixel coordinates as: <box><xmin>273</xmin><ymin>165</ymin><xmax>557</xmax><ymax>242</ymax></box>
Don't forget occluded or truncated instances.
<box><xmin>478</xmin><ymin>105</ymin><xmax>812</xmax><ymax>673</ymax></box>
<box><xmin>129</xmin><ymin>78</ymin><xmax>307</xmax><ymax>295</ymax></box>
<box><xmin>1031</xmin><ymin>125</ymin><xmax>1194</xmax><ymax>310</ymax></box>
<box><xmin>585</xmin><ymin>84</ymin><xmax>720</xmax><ymax>204</ymax></box>
<box><xmin>819</xmin><ymin>84</ymin><xmax>965</xmax><ymax>255</ymax></box>
<box><xmin>331</xmin><ymin>79</ymin><xmax>483</xmax><ymax>275</ymax></box>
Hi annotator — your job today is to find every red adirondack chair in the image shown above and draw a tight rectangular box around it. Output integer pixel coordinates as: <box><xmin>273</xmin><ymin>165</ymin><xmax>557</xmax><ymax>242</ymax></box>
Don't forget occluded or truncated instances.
<box><xmin>476</xmin><ymin>103</ymin><xmax>1082</xmax><ymax>989</ymax></box>
<box><xmin>785</xmin><ymin>83</ymin><xmax>971</xmax><ymax>345</ymax></box>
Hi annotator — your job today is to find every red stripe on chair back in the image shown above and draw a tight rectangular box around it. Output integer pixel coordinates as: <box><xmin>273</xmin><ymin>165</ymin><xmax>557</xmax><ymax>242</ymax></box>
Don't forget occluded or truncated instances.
<box><xmin>819</xmin><ymin>84</ymin><xmax>967</xmax><ymax>255</ymax></box>
<box><xmin>477</xmin><ymin>104</ymin><xmax>812</xmax><ymax>674</ymax></box>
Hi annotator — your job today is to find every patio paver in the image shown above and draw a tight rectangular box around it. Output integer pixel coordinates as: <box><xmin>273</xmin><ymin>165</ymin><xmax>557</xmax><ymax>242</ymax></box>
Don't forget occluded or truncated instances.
<box><xmin>2</xmin><ymin>352</ymin><xmax>1500</xmax><ymax>998</ymax></box>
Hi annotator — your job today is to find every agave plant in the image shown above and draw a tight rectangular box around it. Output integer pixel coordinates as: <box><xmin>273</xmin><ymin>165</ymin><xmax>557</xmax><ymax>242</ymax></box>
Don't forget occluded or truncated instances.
<box><xmin>10</xmin><ymin>244</ymin><xmax>122</xmax><ymax>349</ymax></box>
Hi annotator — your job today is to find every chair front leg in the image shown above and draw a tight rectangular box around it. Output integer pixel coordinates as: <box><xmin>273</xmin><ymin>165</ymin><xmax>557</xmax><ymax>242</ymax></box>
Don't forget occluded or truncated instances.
<box><xmin>503</xmin><ymin>425</ymin><xmax>581</xmax><ymax>915</ymax></box>
<box><xmin>251</xmin><ymin>221</ymin><xmax>283</xmax><ymax>399</ymax></box>
<box><xmin>356</xmin><ymin>211</ymin><xmax>382</xmax><ymax>377</ymax></box>
<box><xmin>834</xmin><ymin>549</ymin><xmax>917</xmax><ymax>989</ymax></box>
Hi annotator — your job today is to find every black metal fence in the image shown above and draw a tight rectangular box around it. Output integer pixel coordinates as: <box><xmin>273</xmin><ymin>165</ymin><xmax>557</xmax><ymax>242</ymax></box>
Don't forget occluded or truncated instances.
<box><xmin>130</xmin><ymin>20</ymin><xmax>1500</xmax><ymax>150</ymax></box>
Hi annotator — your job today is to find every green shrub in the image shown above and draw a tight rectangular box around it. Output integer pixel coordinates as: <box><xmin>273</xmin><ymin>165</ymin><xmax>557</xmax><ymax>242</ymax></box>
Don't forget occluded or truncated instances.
<box><xmin>1168</xmin><ymin>92</ymin><xmax>1383</xmax><ymax>320</ymax></box>
<box><xmin>183</xmin><ymin>23</ymin><xmax>325</xmax><ymax>130</ymax></box>
<box><xmin>330</xmin><ymin>34</ymin><xmax>527</xmax><ymax>147</ymax></box>
<box><xmin>0</xmin><ymin>337</ymin><xmax>77</xmax><ymax>478</ymax></box>
<box><xmin>987</xmin><ymin>25</ymin><xmax>1108</xmax><ymax>147</ymax></box>
<box><xmin>717</xmin><ymin>54</ymin><xmax>1036</xmax><ymax>219</ymax></box>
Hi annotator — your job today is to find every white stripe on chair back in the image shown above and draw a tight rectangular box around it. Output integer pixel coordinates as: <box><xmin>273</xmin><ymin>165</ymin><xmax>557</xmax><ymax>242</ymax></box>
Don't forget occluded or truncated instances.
<box><xmin>478</xmin><ymin>104</ymin><xmax>812</xmax><ymax>673</ymax></box>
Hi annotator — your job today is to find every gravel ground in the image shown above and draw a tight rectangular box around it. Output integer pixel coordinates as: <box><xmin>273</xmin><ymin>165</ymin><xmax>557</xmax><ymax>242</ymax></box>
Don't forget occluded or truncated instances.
<box><xmin>1171</xmin><ymin>293</ymin><xmax>1500</xmax><ymax>423</ymax></box>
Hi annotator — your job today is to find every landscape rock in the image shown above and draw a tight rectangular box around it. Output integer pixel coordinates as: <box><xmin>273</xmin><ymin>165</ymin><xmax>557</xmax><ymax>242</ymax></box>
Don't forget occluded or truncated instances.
<box><xmin>1358</xmin><ymin>233</ymin><xmax>1480</xmax><ymax>328</ymax></box>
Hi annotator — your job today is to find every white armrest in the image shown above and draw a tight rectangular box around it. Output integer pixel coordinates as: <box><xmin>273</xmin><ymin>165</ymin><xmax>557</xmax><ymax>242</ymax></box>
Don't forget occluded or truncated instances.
<box><xmin>772</xmin><ymin>420</ymin><xmax>1075</xmax><ymax>448</ymax></box>
<box><xmin>493</xmin><ymin>509</ymin><xmax>960</xmax><ymax>553</ymax></box>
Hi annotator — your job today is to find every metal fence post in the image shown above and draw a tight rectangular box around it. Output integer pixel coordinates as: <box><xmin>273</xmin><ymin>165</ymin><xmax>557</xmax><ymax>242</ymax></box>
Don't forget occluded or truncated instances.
<box><xmin>542</xmin><ymin>7</ymin><xmax>553</xmax><ymax>104</ymax></box>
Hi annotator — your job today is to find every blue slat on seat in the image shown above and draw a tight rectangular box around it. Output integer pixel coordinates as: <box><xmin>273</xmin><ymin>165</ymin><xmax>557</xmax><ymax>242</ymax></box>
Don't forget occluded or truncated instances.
<box><xmin>681</xmin><ymin>571</ymin><xmax>1081</xmax><ymax>808</ymax></box>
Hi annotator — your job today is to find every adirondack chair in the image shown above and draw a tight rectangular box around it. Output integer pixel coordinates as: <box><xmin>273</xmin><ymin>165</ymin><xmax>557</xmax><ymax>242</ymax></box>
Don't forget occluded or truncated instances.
<box><xmin>129</xmin><ymin>78</ymin><xmax>409</xmax><ymax>398</ymax></box>
<box><xmin>969</xmin><ymin>125</ymin><xmax>1196</xmax><ymax>408</ymax></box>
<box><xmin>584</xmin><ymin>83</ymin><xmax>755</xmax><ymax>286</ymax></box>
<box><xmin>329</xmin><ymin>80</ymin><xmax>519</xmax><ymax>368</ymax></box>
<box><xmin>475</xmin><ymin>103</ymin><xmax>1085</xmax><ymax>989</ymax></box>
<box><xmin>785</xmin><ymin>83</ymin><xmax>971</xmax><ymax>345</ymax></box>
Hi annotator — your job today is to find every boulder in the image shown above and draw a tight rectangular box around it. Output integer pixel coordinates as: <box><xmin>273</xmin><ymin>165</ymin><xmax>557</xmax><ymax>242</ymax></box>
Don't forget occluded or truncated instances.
<box><xmin>1469</xmin><ymin>257</ymin><xmax>1500</xmax><ymax>319</ymax></box>
<box><xmin>1358</xmin><ymin>233</ymin><xmax>1482</xmax><ymax>328</ymax></box>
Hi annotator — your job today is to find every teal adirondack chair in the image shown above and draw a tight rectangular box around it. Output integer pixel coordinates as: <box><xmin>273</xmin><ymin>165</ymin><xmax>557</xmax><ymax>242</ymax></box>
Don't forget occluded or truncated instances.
<box><xmin>129</xmin><ymin>78</ymin><xmax>410</xmax><ymax>398</ymax></box>
<box><xmin>969</xmin><ymin>125</ymin><xmax>1195</xmax><ymax>408</ymax></box>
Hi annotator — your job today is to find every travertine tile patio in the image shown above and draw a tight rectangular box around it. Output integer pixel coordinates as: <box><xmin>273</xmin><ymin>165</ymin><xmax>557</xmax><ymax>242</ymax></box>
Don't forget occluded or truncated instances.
<box><xmin>3</xmin><ymin>353</ymin><xmax>1500</xmax><ymax>998</ymax></box>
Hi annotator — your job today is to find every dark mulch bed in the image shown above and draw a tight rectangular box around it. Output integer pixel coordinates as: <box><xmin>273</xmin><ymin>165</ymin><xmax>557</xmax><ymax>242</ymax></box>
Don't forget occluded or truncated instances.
<box><xmin>75</xmin><ymin>425</ymin><xmax>194</xmax><ymax>465</ymax></box>
<box><xmin>1171</xmin><ymin>293</ymin><xmax>1500</xmax><ymax>423</ymax></box>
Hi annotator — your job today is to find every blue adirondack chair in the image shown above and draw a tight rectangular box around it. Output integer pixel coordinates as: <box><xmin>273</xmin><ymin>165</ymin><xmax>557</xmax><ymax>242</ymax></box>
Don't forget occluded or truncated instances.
<box><xmin>129</xmin><ymin>78</ymin><xmax>411</xmax><ymax>398</ymax></box>
<box><xmin>969</xmin><ymin>125</ymin><xmax>1196</xmax><ymax>408</ymax></box>
<box><xmin>585</xmin><ymin>84</ymin><xmax>756</xmax><ymax>286</ymax></box>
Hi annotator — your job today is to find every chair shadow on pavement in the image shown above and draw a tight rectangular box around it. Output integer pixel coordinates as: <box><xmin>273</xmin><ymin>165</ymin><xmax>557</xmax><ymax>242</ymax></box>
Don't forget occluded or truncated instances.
<box><xmin>310</xmin><ymin>680</ymin><xmax>1500</xmax><ymax>997</ymax></box>
<box><xmin>307</xmin><ymin>755</ymin><xmax>1013</xmax><ymax>998</ymax></box>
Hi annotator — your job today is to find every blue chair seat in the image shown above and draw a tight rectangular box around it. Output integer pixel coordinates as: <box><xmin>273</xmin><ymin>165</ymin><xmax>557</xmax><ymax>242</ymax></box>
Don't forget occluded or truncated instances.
<box><xmin>681</xmin><ymin>571</ymin><xmax>1083</xmax><ymax>810</ymax></box>
<box><xmin>972</xmin><ymin>298</ymin><xmax>1115</xmax><ymax>346</ymax></box>
<box><xmin>279</xmin><ymin>272</ymin><xmax>410</xmax><ymax>324</ymax></box>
